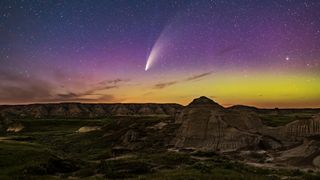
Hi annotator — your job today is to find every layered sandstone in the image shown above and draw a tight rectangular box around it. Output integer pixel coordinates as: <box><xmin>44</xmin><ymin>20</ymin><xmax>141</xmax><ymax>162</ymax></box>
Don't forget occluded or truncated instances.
<box><xmin>261</xmin><ymin>114</ymin><xmax>320</xmax><ymax>144</ymax></box>
<box><xmin>173</xmin><ymin>96</ymin><xmax>263</xmax><ymax>152</ymax></box>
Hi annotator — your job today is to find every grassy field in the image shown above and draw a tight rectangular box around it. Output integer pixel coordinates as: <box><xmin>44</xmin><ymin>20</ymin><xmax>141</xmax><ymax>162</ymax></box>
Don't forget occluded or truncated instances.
<box><xmin>259</xmin><ymin>113</ymin><xmax>314</xmax><ymax>127</ymax></box>
<box><xmin>0</xmin><ymin>116</ymin><xmax>320</xmax><ymax>179</ymax></box>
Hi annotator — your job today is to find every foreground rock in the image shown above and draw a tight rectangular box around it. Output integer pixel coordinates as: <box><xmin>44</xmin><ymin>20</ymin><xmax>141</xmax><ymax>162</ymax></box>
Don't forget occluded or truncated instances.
<box><xmin>7</xmin><ymin>123</ymin><xmax>24</xmax><ymax>132</ymax></box>
<box><xmin>173</xmin><ymin>96</ymin><xmax>263</xmax><ymax>152</ymax></box>
<box><xmin>76</xmin><ymin>126</ymin><xmax>101</xmax><ymax>133</ymax></box>
<box><xmin>172</xmin><ymin>97</ymin><xmax>320</xmax><ymax>169</ymax></box>
<box><xmin>261</xmin><ymin>114</ymin><xmax>320</xmax><ymax>147</ymax></box>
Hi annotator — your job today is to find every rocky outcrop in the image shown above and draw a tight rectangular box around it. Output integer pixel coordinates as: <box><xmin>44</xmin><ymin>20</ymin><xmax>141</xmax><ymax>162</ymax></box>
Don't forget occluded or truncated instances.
<box><xmin>260</xmin><ymin>114</ymin><xmax>320</xmax><ymax>145</ymax></box>
<box><xmin>121</xmin><ymin>130</ymin><xmax>139</xmax><ymax>145</ymax></box>
<box><xmin>7</xmin><ymin>123</ymin><xmax>24</xmax><ymax>132</ymax></box>
<box><xmin>276</xmin><ymin>139</ymin><xmax>320</xmax><ymax>168</ymax></box>
<box><xmin>172</xmin><ymin>97</ymin><xmax>320</xmax><ymax>154</ymax></box>
<box><xmin>76</xmin><ymin>126</ymin><xmax>101</xmax><ymax>133</ymax></box>
<box><xmin>284</xmin><ymin>114</ymin><xmax>320</xmax><ymax>138</ymax></box>
<box><xmin>171</xmin><ymin>97</ymin><xmax>320</xmax><ymax>169</ymax></box>
<box><xmin>173</xmin><ymin>96</ymin><xmax>263</xmax><ymax>152</ymax></box>
<box><xmin>0</xmin><ymin>113</ymin><xmax>17</xmax><ymax>134</ymax></box>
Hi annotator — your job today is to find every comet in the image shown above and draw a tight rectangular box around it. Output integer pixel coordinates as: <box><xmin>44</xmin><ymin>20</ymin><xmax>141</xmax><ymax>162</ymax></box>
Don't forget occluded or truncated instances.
<box><xmin>145</xmin><ymin>37</ymin><xmax>166</xmax><ymax>71</ymax></box>
<box><xmin>145</xmin><ymin>25</ymin><xmax>172</xmax><ymax>71</ymax></box>
<box><xmin>145</xmin><ymin>46</ymin><xmax>156</xmax><ymax>71</ymax></box>
<box><xmin>145</xmin><ymin>43</ymin><xmax>162</xmax><ymax>71</ymax></box>
<box><xmin>144</xmin><ymin>17</ymin><xmax>182</xmax><ymax>71</ymax></box>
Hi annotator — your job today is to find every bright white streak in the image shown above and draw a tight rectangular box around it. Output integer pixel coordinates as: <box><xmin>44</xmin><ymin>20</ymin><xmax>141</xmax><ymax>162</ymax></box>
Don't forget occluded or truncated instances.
<box><xmin>145</xmin><ymin>44</ymin><xmax>161</xmax><ymax>71</ymax></box>
<box><xmin>145</xmin><ymin>28</ymin><xmax>170</xmax><ymax>71</ymax></box>
<box><xmin>144</xmin><ymin>11</ymin><xmax>197</xmax><ymax>71</ymax></box>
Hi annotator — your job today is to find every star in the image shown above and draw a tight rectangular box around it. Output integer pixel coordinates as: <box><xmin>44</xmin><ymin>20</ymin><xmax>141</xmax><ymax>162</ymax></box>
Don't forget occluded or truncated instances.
<box><xmin>285</xmin><ymin>56</ymin><xmax>290</xmax><ymax>61</ymax></box>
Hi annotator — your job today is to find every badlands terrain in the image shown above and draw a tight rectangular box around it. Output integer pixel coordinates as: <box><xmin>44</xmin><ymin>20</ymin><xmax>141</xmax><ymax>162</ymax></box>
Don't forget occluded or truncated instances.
<box><xmin>0</xmin><ymin>96</ymin><xmax>320</xmax><ymax>179</ymax></box>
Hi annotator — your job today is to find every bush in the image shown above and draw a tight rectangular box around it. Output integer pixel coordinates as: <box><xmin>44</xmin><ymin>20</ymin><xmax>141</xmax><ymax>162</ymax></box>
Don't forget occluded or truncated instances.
<box><xmin>23</xmin><ymin>157</ymin><xmax>79</xmax><ymax>175</ymax></box>
<box><xmin>191</xmin><ymin>162</ymin><xmax>212</xmax><ymax>173</ymax></box>
<box><xmin>74</xmin><ymin>168</ymin><xmax>95</xmax><ymax>177</ymax></box>
<box><xmin>147</xmin><ymin>152</ymin><xmax>193</xmax><ymax>167</ymax></box>
<box><xmin>98</xmin><ymin>159</ymin><xmax>152</xmax><ymax>178</ymax></box>
<box><xmin>191</xmin><ymin>150</ymin><xmax>217</xmax><ymax>157</ymax></box>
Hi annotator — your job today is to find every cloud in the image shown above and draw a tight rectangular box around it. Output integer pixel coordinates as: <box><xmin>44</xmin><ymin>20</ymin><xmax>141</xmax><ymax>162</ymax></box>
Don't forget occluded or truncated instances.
<box><xmin>50</xmin><ymin>78</ymin><xmax>131</xmax><ymax>102</ymax></box>
<box><xmin>0</xmin><ymin>85</ymin><xmax>51</xmax><ymax>101</ymax></box>
<box><xmin>152</xmin><ymin>71</ymin><xmax>213</xmax><ymax>89</ymax></box>
<box><xmin>86</xmin><ymin>78</ymin><xmax>131</xmax><ymax>93</ymax></box>
<box><xmin>0</xmin><ymin>71</ymin><xmax>53</xmax><ymax>103</ymax></box>
<box><xmin>53</xmin><ymin>92</ymin><xmax>115</xmax><ymax>102</ymax></box>
<box><xmin>98</xmin><ymin>78</ymin><xmax>129</xmax><ymax>86</ymax></box>
<box><xmin>102</xmin><ymin>85</ymin><xmax>118</xmax><ymax>90</ymax></box>
<box><xmin>97</xmin><ymin>94</ymin><xmax>115</xmax><ymax>101</ymax></box>
<box><xmin>185</xmin><ymin>71</ymin><xmax>213</xmax><ymax>81</ymax></box>
<box><xmin>153</xmin><ymin>81</ymin><xmax>178</xmax><ymax>89</ymax></box>
<box><xmin>56</xmin><ymin>92</ymin><xmax>78</xmax><ymax>99</ymax></box>
<box><xmin>82</xmin><ymin>78</ymin><xmax>130</xmax><ymax>96</ymax></box>
<box><xmin>0</xmin><ymin>72</ymin><xmax>125</xmax><ymax>104</ymax></box>
<box><xmin>52</xmin><ymin>79</ymin><xmax>129</xmax><ymax>102</ymax></box>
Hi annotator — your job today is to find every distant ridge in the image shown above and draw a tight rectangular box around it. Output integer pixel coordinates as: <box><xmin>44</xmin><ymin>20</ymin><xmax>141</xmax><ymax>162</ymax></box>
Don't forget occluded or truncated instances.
<box><xmin>0</xmin><ymin>103</ymin><xmax>183</xmax><ymax>120</ymax></box>
<box><xmin>0</xmin><ymin>96</ymin><xmax>319</xmax><ymax>120</ymax></box>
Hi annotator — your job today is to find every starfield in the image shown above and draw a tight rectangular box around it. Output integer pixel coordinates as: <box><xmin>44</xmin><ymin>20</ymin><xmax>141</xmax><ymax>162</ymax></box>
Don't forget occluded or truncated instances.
<box><xmin>1</xmin><ymin>0</ymin><xmax>320</xmax><ymax>179</ymax></box>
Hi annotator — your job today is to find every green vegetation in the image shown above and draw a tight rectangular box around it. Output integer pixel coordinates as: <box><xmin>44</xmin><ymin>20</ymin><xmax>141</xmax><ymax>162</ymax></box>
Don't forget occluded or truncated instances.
<box><xmin>0</xmin><ymin>116</ymin><xmax>319</xmax><ymax>179</ymax></box>
<box><xmin>141</xmin><ymin>168</ymin><xmax>267</xmax><ymax>180</ymax></box>
<box><xmin>259</xmin><ymin>113</ymin><xmax>313</xmax><ymax>127</ymax></box>
<box><xmin>0</xmin><ymin>141</ymin><xmax>77</xmax><ymax>179</ymax></box>
<box><xmin>0</xmin><ymin>141</ymin><xmax>51</xmax><ymax>176</ymax></box>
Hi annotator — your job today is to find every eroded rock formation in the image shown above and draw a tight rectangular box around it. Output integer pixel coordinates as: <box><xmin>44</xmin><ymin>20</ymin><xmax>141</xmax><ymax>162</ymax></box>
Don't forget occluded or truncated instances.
<box><xmin>173</xmin><ymin>96</ymin><xmax>263</xmax><ymax>152</ymax></box>
<box><xmin>1</xmin><ymin>96</ymin><xmax>320</xmax><ymax>169</ymax></box>
<box><xmin>0</xmin><ymin>103</ymin><xmax>182</xmax><ymax>119</ymax></box>
<box><xmin>172</xmin><ymin>97</ymin><xmax>320</xmax><ymax>168</ymax></box>
<box><xmin>173</xmin><ymin>97</ymin><xmax>320</xmax><ymax>154</ymax></box>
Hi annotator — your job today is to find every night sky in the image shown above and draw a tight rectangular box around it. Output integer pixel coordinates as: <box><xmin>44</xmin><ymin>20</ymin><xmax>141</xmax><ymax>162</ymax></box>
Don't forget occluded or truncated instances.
<box><xmin>1</xmin><ymin>0</ymin><xmax>320</xmax><ymax>107</ymax></box>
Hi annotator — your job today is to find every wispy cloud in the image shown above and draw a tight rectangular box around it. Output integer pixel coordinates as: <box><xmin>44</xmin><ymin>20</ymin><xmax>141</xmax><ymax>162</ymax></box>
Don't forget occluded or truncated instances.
<box><xmin>98</xmin><ymin>78</ymin><xmax>130</xmax><ymax>86</ymax></box>
<box><xmin>53</xmin><ymin>78</ymin><xmax>130</xmax><ymax>102</ymax></box>
<box><xmin>152</xmin><ymin>71</ymin><xmax>213</xmax><ymax>89</ymax></box>
<box><xmin>153</xmin><ymin>81</ymin><xmax>178</xmax><ymax>89</ymax></box>
<box><xmin>85</xmin><ymin>78</ymin><xmax>130</xmax><ymax>94</ymax></box>
<box><xmin>0</xmin><ymin>72</ymin><xmax>127</xmax><ymax>104</ymax></box>
<box><xmin>185</xmin><ymin>71</ymin><xmax>213</xmax><ymax>81</ymax></box>
<box><xmin>53</xmin><ymin>92</ymin><xmax>116</xmax><ymax>102</ymax></box>
<box><xmin>0</xmin><ymin>71</ymin><xmax>54</xmax><ymax>103</ymax></box>
<box><xmin>56</xmin><ymin>92</ymin><xmax>78</xmax><ymax>99</ymax></box>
